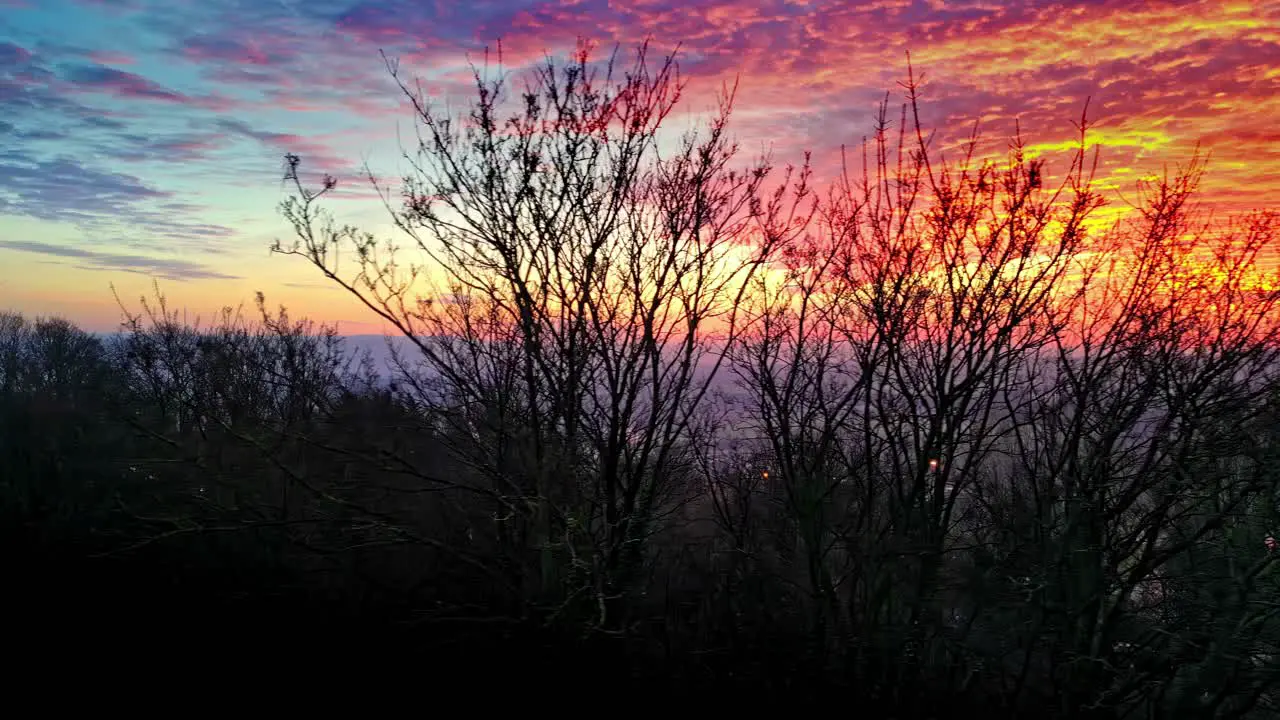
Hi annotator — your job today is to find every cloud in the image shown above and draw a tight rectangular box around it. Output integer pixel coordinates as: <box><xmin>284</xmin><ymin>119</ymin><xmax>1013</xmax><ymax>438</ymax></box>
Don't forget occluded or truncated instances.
<box><xmin>0</xmin><ymin>150</ymin><xmax>169</xmax><ymax>221</ymax></box>
<box><xmin>331</xmin><ymin>1</ymin><xmax>470</xmax><ymax>47</ymax></box>
<box><xmin>0</xmin><ymin>239</ymin><xmax>240</xmax><ymax>281</ymax></box>
<box><xmin>83</xmin><ymin>50</ymin><xmax>135</xmax><ymax>65</ymax></box>
<box><xmin>77</xmin><ymin>0</ymin><xmax>144</xmax><ymax>8</ymax></box>
<box><xmin>211</xmin><ymin>117</ymin><xmax>358</xmax><ymax>175</ymax></box>
<box><xmin>1</xmin><ymin>0</ymin><xmax>1278</xmax><ymax>330</ymax></box>
<box><xmin>0</xmin><ymin>41</ymin><xmax>32</xmax><ymax>65</ymax></box>
<box><xmin>56</xmin><ymin>62</ymin><xmax>235</xmax><ymax>109</ymax></box>
<box><xmin>0</xmin><ymin>50</ymin><xmax>98</xmax><ymax>121</ymax></box>
<box><xmin>106</xmin><ymin>132</ymin><xmax>229</xmax><ymax>163</ymax></box>
<box><xmin>0</xmin><ymin>150</ymin><xmax>238</xmax><ymax>247</ymax></box>
<box><xmin>60</xmin><ymin>63</ymin><xmax>188</xmax><ymax>102</ymax></box>
<box><xmin>1</xmin><ymin>46</ymin><xmax>197</xmax><ymax>155</ymax></box>
<box><xmin>183</xmin><ymin>32</ymin><xmax>305</xmax><ymax>67</ymax></box>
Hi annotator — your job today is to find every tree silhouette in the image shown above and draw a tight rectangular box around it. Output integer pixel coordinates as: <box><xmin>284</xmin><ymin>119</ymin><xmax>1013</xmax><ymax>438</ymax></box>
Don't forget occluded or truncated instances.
<box><xmin>5</xmin><ymin>39</ymin><xmax>1279</xmax><ymax>716</ymax></box>
<box><xmin>275</xmin><ymin>40</ymin><xmax>809</xmax><ymax>629</ymax></box>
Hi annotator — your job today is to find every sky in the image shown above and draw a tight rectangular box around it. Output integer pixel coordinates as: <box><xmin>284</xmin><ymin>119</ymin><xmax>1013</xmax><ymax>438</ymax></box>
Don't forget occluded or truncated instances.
<box><xmin>1</xmin><ymin>0</ymin><xmax>1277</xmax><ymax>334</ymax></box>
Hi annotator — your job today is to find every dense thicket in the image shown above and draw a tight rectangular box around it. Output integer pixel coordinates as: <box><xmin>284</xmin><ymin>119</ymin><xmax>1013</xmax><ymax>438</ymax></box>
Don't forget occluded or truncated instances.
<box><xmin>6</xmin><ymin>42</ymin><xmax>1280</xmax><ymax>716</ymax></box>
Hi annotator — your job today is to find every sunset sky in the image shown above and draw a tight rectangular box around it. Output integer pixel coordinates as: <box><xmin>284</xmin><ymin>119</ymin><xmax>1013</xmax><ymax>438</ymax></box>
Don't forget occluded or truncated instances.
<box><xmin>1</xmin><ymin>0</ymin><xmax>1277</xmax><ymax>334</ymax></box>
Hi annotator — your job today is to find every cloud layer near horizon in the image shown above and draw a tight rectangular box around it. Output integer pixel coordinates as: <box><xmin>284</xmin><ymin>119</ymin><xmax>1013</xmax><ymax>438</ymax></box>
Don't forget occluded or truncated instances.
<box><xmin>1</xmin><ymin>0</ymin><xmax>1277</xmax><ymax>331</ymax></box>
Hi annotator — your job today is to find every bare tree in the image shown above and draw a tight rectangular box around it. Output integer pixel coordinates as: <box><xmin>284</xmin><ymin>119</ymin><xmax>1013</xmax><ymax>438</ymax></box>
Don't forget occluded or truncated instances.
<box><xmin>275</xmin><ymin>40</ymin><xmax>803</xmax><ymax>628</ymax></box>
<box><xmin>725</xmin><ymin>70</ymin><xmax>1104</xmax><ymax>696</ymax></box>
<box><xmin>254</xmin><ymin>40</ymin><xmax>1280</xmax><ymax>711</ymax></box>
<box><xmin>992</xmin><ymin>162</ymin><xmax>1280</xmax><ymax>718</ymax></box>
<box><xmin>720</xmin><ymin>69</ymin><xmax>1280</xmax><ymax>716</ymax></box>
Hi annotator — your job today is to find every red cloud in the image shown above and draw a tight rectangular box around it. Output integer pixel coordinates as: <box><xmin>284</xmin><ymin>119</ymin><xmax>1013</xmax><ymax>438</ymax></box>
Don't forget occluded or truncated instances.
<box><xmin>116</xmin><ymin>0</ymin><xmax>1280</xmax><ymax>220</ymax></box>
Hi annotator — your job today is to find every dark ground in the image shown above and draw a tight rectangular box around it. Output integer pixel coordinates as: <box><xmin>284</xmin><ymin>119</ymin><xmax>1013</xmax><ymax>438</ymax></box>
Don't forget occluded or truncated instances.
<box><xmin>8</xmin><ymin>537</ymin><xmax>872</xmax><ymax>712</ymax></box>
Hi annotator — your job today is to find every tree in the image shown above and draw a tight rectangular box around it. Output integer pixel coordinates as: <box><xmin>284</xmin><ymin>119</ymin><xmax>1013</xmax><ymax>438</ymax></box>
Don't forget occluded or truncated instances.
<box><xmin>718</xmin><ymin>79</ymin><xmax>1280</xmax><ymax>716</ymax></box>
<box><xmin>255</xmin><ymin>38</ymin><xmax>1280</xmax><ymax>711</ymax></box>
<box><xmin>275</xmin><ymin>40</ymin><xmax>806</xmax><ymax>627</ymax></box>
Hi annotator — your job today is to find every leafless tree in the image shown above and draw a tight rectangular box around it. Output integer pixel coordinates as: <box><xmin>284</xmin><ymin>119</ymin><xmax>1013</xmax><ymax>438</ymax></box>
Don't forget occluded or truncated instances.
<box><xmin>722</xmin><ymin>71</ymin><xmax>1280</xmax><ymax>716</ymax></box>
<box><xmin>275</xmin><ymin>40</ymin><xmax>805</xmax><ymax>628</ymax></box>
<box><xmin>985</xmin><ymin>162</ymin><xmax>1280</xmax><ymax>718</ymax></box>
<box><xmin>726</xmin><ymin>70</ymin><xmax>1103</xmax><ymax>693</ymax></box>
<box><xmin>254</xmin><ymin>40</ymin><xmax>1280</xmax><ymax>711</ymax></box>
